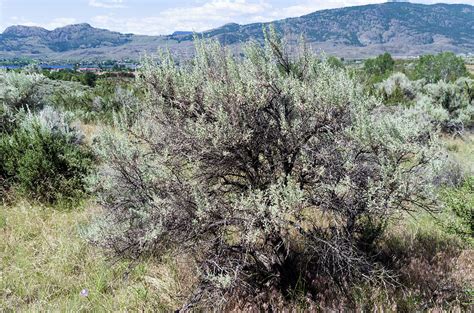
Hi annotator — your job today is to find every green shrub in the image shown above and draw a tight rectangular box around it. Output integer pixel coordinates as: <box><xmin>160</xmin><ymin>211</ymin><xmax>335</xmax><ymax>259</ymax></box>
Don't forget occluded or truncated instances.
<box><xmin>363</xmin><ymin>52</ymin><xmax>395</xmax><ymax>83</ymax></box>
<box><xmin>440</xmin><ymin>177</ymin><xmax>474</xmax><ymax>243</ymax></box>
<box><xmin>375</xmin><ymin>72</ymin><xmax>422</xmax><ymax>105</ymax></box>
<box><xmin>0</xmin><ymin>70</ymin><xmax>46</xmax><ymax>111</ymax></box>
<box><xmin>417</xmin><ymin>77</ymin><xmax>474</xmax><ymax>133</ymax></box>
<box><xmin>413</xmin><ymin>52</ymin><xmax>468</xmax><ymax>83</ymax></box>
<box><xmin>375</xmin><ymin>72</ymin><xmax>474</xmax><ymax>133</ymax></box>
<box><xmin>49</xmin><ymin>79</ymin><xmax>137</xmax><ymax>123</ymax></box>
<box><xmin>0</xmin><ymin>108</ymin><xmax>93</xmax><ymax>205</ymax></box>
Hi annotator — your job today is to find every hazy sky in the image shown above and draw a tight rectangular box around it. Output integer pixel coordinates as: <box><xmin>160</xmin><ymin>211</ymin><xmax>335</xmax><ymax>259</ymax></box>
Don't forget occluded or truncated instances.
<box><xmin>1</xmin><ymin>0</ymin><xmax>473</xmax><ymax>35</ymax></box>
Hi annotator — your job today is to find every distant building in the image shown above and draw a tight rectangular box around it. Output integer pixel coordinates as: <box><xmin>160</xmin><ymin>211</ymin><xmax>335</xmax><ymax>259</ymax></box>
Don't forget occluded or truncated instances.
<box><xmin>77</xmin><ymin>67</ymin><xmax>100</xmax><ymax>73</ymax></box>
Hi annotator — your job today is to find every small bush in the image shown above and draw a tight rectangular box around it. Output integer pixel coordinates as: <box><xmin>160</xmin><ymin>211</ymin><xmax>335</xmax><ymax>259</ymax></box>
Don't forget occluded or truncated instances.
<box><xmin>50</xmin><ymin>79</ymin><xmax>137</xmax><ymax>123</ymax></box>
<box><xmin>0</xmin><ymin>70</ymin><xmax>46</xmax><ymax>111</ymax></box>
<box><xmin>440</xmin><ymin>177</ymin><xmax>474</xmax><ymax>243</ymax></box>
<box><xmin>0</xmin><ymin>107</ymin><xmax>93</xmax><ymax>205</ymax></box>
<box><xmin>375</xmin><ymin>72</ymin><xmax>422</xmax><ymax>105</ymax></box>
<box><xmin>419</xmin><ymin>78</ymin><xmax>474</xmax><ymax>133</ymax></box>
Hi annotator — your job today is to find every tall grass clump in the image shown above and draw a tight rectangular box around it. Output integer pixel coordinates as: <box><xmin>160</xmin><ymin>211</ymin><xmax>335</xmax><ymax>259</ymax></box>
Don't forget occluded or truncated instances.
<box><xmin>90</xmin><ymin>32</ymin><xmax>443</xmax><ymax>309</ymax></box>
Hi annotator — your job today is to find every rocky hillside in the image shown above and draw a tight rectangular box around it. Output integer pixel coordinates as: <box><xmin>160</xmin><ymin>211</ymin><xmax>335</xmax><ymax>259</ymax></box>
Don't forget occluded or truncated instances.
<box><xmin>1</xmin><ymin>2</ymin><xmax>473</xmax><ymax>60</ymax></box>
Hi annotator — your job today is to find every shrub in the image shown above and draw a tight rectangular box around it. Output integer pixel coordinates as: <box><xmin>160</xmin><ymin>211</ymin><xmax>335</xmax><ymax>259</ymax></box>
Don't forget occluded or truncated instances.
<box><xmin>413</xmin><ymin>52</ymin><xmax>468</xmax><ymax>83</ymax></box>
<box><xmin>418</xmin><ymin>77</ymin><xmax>474</xmax><ymax>133</ymax></box>
<box><xmin>439</xmin><ymin>177</ymin><xmax>474</xmax><ymax>243</ymax></box>
<box><xmin>0</xmin><ymin>107</ymin><xmax>93</xmax><ymax>205</ymax></box>
<box><xmin>363</xmin><ymin>52</ymin><xmax>395</xmax><ymax>81</ymax></box>
<box><xmin>326</xmin><ymin>55</ymin><xmax>345</xmax><ymax>69</ymax></box>
<box><xmin>375</xmin><ymin>72</ymin><xmax>422</xmax><ymax>105</ymax></box>
<box><xmin>49</xmin><ymin>79</ymin><xmax>137</xmax><ymax>123</ymax></box>
<box><xmin>0</xmin><ymin>70</ymin><xmax>46</xmax><ymax>111</ymax></box>
<box><xmin>90</xmin><ymin>33</ymin><xmax>441</xmax><ymax>309</ymax></box>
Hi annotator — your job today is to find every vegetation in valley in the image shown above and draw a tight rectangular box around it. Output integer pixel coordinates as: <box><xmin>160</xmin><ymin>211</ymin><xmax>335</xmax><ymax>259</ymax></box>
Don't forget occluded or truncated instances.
<box><xmin>1</xmin><ymin>32</ymin><xmax>473</xmax><ymax>311</ymax></box>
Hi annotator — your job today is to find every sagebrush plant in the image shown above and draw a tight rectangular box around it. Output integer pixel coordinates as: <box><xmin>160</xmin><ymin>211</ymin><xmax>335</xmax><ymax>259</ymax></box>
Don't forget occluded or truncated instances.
<box><xmin>91</xmin><ymin>31</ymin><xmax>442</xmax><ymax>309</ymax></box>
<box><xmin>376</xmin><ymin>72</ymin><xmax>474</xmax><ymax>134</ymax></box>
<box><xmin>439</xmin><ymin>176</ymin><xmax>474</xmax><ymax>243</ymax></box>
<box><xmin>0</xmin><ymin>70</ymin><xmax>46</xmax><ymax>112</ymax></box>
<box><xmin>50</xmin><ymin>79</ymin><xmax>138</xmax><ymax>123</ymax></box>
<box><xmin>0</xmin><ymin>70</ymin><xmax>94</xmax><ymax>205</ymax></box>
<box><xmin>0</xmin><ymin>106</ymin><xmax>93</xmax><ymax>205</ymax></box>
<box><xmin>375</xmin><ymin>72</ymin><xmax>422</xmax><ymax>105</ymax></box>
<box><xmin>417</xmin><ymin>77</ymin><xmax>474</xmax><ymax>133</ymax></box>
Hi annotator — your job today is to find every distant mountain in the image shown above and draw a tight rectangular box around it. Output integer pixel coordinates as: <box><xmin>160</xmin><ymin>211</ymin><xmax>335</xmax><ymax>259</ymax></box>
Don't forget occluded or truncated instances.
<box><xmin>1</xmin><ymin>23</ymin><xmax>132</xmax><ymax>53</ymax></box>
<box><xmin>1</xmin><ymin>2</ymin><xmax>473</xmax><ymax>61</ymax></box>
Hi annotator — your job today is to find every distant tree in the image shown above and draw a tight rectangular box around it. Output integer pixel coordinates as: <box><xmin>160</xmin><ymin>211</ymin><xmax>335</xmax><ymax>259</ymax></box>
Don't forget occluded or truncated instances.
<box><xmin>82</xmin><ymin>72</ymin><xmax>98</xmax><ymax>87</ymax></box>
<box><xmin>364</xmin><ymin>52</ymin><xmax>395</xmax><ymax>77</ymax></box>
<box><xmin>413</xmin><ymin>52</ymin><xmax>468</xmax><ymax>83</ymax></box>
<box><xmin>326</xmin><ymin>55</ymin><xmax>345</xmax><ymax>69</ymax></box>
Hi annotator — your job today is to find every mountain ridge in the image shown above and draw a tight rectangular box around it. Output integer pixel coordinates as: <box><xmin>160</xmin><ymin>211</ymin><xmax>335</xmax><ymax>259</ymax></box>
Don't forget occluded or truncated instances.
<box><xmin>1</xmin><ymin>2</ymin><xmax>473</xmax><ymax>61</ymax></box>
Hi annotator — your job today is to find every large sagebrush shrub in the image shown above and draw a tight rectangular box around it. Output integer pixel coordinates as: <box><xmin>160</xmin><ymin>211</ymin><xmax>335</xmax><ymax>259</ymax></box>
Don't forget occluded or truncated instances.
<box><xmin>90</xmin><ymin>33</ymin><xmax>441</xmax><ymax>309</ymax></box>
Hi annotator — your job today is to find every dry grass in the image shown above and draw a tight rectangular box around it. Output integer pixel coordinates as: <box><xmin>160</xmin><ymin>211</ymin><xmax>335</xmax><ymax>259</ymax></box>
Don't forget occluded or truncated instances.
<box><xmin>466</xmin><ymin>64</ymin><xmax>474</xmax><ymax>75</ymax></box>
<box><xmin>380</xmin><ymin>212</ymin><xmax>473</xmax><ymax>310</ymax></box>
<box><xmin>0</xmin><ymin>201</ymin><xmax>190</xmax><ymax>311</ymax></box>
<box><xmin>1</xmin><ymin>203</ymin><xmax>472</xmax><ymax>311</ymax></box>
<box><xmin>443</xmin><ymin>132</ymin><xmax>474</xmax><ymax>175</ymax></box>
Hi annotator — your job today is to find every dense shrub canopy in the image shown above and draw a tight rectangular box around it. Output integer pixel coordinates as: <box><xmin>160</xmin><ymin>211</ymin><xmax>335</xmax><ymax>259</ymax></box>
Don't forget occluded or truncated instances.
<box><xmin>91</xmin><ymin>34</ymin><xmax>441</xmax><ymax>308</ymax></box>
<box><xmin>413</xmin><ymin>52</ymin><xmax>468</xmax><ymax>83</ymax></box>
<box><xmin>363</xmin><ymin>52</ymin><xmax>394</xmax><ymax>78</ymax></box>
<box><xmin>0</xmin><ymin>70</ymin><xmax>93</xmax><ymax>205</ymax></box>
<box><xmin>376</xmin><ymin>72</ymin><xmax>474</xmax><ymax>133</ymax></box>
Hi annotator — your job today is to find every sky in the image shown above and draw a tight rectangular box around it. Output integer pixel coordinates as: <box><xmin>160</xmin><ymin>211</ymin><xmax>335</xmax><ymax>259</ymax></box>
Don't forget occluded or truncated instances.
<box><xmin>0</xmin><ymin>0</ymin><xmax>473</xmax><ymax>36</ymax></box>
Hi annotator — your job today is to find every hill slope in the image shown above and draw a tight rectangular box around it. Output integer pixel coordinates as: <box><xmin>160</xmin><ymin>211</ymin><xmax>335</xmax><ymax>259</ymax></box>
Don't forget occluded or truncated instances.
<box><xmin>1</xmin><ymin>2</ymin><xmax>473</xmax><ymax>60</ymax></box>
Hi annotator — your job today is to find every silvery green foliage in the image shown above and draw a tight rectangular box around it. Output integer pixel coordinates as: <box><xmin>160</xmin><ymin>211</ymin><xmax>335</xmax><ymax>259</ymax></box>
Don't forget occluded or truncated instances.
<box><xmin>0</xmin><ymin>70</ymin><xmax>50</xmax><ymax>133</ymax></box>
<box><xmin>20</xmin><ymin>106</ymin><xmax>85</xmax><ymax>145</ymax></box>
<box><xmin>92</xmin><ymin>33</ymin><xmax>440</xmax><ymax>307</ymax></box>
<box><xmin>0</xmin><ymin>70</ymin><xmax>46</xmax><ymax>111</ymax></box>
<box><xmin>417</xmin><ymin>77</ymin><xmax>474</xmax><ymax>132</ymax></box>
<box><xmin>377</xmin><ymin>72</ymin><xmax>474</xmax><ymax>133</ymax></box>
<box><xmin>375</xmin><ymin>72</ymin><xmax>419</xmax><ymax>101</ymax></box>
